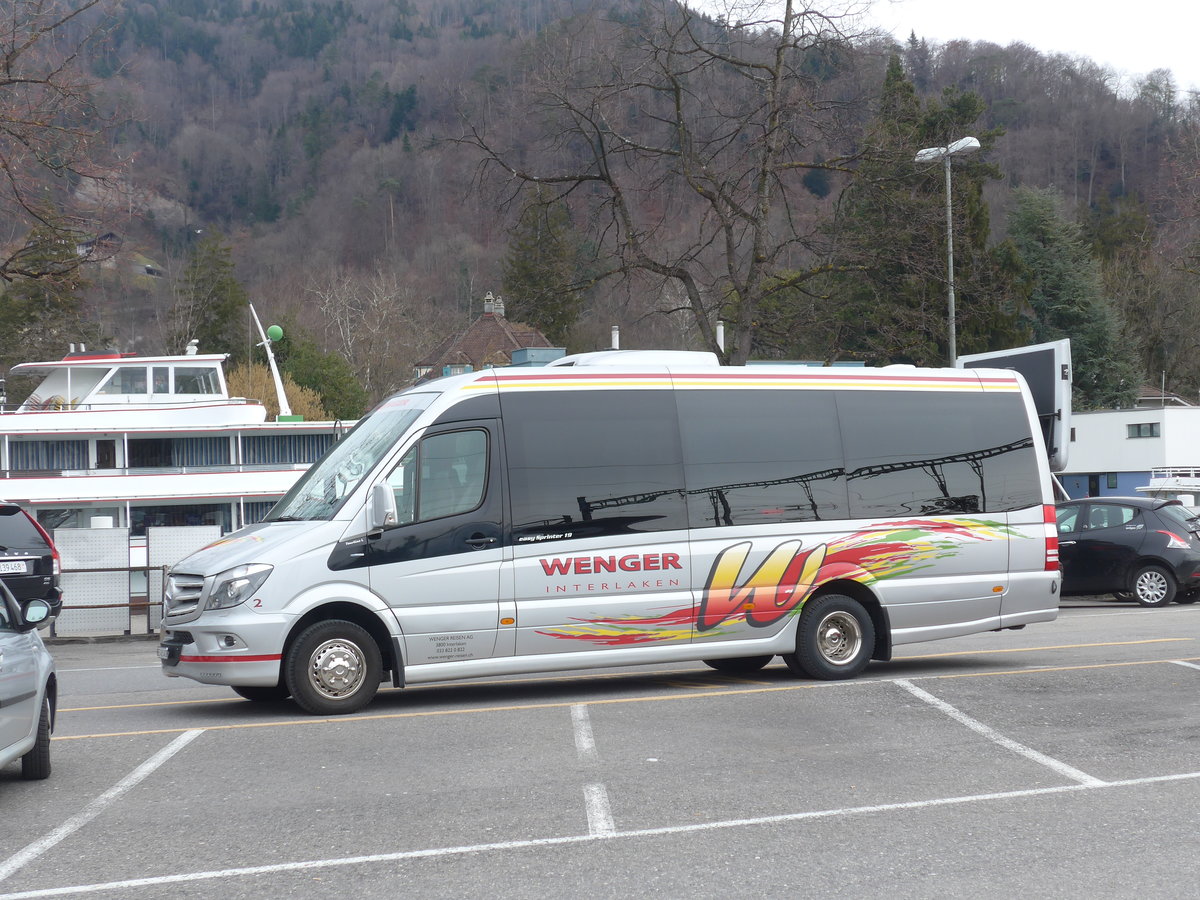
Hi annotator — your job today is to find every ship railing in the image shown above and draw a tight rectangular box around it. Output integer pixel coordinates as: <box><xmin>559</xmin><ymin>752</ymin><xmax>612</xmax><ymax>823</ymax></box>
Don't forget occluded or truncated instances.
<box><xmin>1148</xmin><ymin>467</ymin><xmax>1200</xmax><ymax>480</ymax></box>
<box><xmin>0</xmin><ymin>462</ymin><xmax>311</xmax><ymax>479</ymax></box>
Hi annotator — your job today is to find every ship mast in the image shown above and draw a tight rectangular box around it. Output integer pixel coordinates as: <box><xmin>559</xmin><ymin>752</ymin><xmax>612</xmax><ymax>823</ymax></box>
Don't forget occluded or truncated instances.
<box><xmin>248</xmin><ymin>304</ymin><xmax>293</xmax><ymax>418</ymax></box>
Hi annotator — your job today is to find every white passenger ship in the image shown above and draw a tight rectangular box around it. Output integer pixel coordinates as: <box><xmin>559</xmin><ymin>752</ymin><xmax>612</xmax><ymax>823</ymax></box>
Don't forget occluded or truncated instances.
<box><xmin>0</xmin><ymin>347</ymin><xmax>352</xmax><ymax>539</ymax></box>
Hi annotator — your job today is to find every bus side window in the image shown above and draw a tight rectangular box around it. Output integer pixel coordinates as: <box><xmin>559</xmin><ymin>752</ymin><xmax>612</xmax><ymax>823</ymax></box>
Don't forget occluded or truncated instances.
<box><xmin>381</xmin><ymin>430</ymin><xmax>487</xmax><ymax>527</ymax></box>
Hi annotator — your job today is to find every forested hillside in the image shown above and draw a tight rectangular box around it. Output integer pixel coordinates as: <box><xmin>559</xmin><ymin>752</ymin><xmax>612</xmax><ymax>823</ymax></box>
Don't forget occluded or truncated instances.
<box><xmin>3</xmin><ymin>0</ymin><xmax>1198</xmax><ymax>415</ymax></box>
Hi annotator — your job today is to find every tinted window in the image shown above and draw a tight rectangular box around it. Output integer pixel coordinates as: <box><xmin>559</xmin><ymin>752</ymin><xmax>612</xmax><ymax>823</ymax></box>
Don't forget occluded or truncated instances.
<box><xmin>1056</xmin><ymin>505</ymin><xmax>1081</xmax><ymax>534</ymax></box>
<box><xmin>1154</xmin><ymin>503</ymin><xmax>1196</xmax><ymax>532</ymax></box>
<box><xmin>1085</xmin><ymin>504</ymin><xmax>1138</xmax><ymax>530</ymax></box>
<box><xmin>838</xmin><ymin>391</ymin><xmax>1041</xmax><ymax>517</ymax></box>
<box><xmin>502</xmin><ymin>391</ymin><xmax>686</xmax><ymax>539</ymax></box>
<box><xmin>383</xmin><ymin>430</ymin><xmax>488</xmax><ymax>525</ymax></box>
<box><xmin>676</xmin><ymin>390</ymin><xmax>848</xmax><ymax>525</ymax></box>
<box><xmin>0</xmin><ymin>507</ymin><xmax>46</xmax><ymax>549</ymax></box>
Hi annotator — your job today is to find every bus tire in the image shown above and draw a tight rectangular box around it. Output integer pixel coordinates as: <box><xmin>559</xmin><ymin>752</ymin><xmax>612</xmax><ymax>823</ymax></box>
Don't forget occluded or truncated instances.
<box><xmin>783</xmin><ymin>594</ymin><xmax>874</xmax><ymax>680</ymax></box>
<box><xmin>703</xmin><ymin>656</ymin><xmax>773</xmax><ymax>675</ymax></box>
<box><xmin>285</xmin><ymin>620</ymin><xmax>381</xmax><ymax>715</ymax></box>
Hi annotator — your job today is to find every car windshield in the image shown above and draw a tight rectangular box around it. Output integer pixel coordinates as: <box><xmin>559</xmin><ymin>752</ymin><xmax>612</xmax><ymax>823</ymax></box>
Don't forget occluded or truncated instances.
<box><xmin>266</xmin><ymin>392</ymin><xmax>436</xmax><ymax>522</ymax></box>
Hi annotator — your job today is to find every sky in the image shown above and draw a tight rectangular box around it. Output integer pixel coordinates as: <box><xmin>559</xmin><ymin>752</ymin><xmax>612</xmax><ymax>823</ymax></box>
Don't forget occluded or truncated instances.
<box><xmin>863</xmin><ymin>0</ymin><xmax>1200</xmax><ymax>93</ymax></box>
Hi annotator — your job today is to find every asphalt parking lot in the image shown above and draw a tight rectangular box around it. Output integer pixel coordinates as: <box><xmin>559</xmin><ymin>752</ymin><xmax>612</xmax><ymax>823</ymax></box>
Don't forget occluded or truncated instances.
<box><xmin>2</xmin><ymin>597</ymin><xmax>1199</xmax><ymax>899</ymax></box>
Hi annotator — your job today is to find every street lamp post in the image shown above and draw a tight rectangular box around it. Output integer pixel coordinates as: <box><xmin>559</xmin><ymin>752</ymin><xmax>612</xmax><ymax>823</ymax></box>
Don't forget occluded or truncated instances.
<box><xmin>914</xmin><ymin>136</ymin><xmax>980</xmax><ymax>367</ymax></box>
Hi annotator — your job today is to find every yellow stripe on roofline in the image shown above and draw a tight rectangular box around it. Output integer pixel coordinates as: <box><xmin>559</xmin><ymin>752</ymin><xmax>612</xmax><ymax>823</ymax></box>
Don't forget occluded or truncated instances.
<box><xmin>461</xmin><ymin>376</ymin><xmax>1021</xmax><ymax>392</ymax></box>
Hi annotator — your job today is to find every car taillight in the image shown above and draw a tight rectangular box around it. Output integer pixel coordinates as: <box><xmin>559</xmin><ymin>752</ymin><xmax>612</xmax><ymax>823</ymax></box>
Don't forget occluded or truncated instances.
<box><xmin>1158</xmin><ymin>530</ymin><xmax>1191</xmax><ymax>550</ymax></box>
<box><xmin>24</xmin><ymin>511</ymin><xmax>61</xmax><ymax>576</ymax></box>
<box><xmin>1044</xmin><ymin>504</ymin><xmax>1059</xmax><ymax>571</ymax></box>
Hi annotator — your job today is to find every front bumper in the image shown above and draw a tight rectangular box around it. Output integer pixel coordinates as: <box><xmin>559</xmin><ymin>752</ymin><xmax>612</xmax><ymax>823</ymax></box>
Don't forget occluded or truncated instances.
<box><xmin>159</xmin><ymin>612</ymin><xmax>293</xmax><ymax>687</ymax></box>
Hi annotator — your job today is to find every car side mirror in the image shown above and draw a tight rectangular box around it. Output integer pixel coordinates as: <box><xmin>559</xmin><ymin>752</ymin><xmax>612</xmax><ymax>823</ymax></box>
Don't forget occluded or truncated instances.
<box><xmin>367</xmin><ymin>482</ymin><xmax>398</xmax><ymax>532</ymax></box>
<box><xmin>19</xmin><ymin>599</ymin><xmax>53</xmax><ymax>632</ymax></box>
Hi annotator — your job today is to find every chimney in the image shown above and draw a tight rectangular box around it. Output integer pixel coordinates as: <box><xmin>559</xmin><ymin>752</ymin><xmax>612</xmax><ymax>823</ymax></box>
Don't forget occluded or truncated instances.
<box><xmin>610</xmin><ymin>325</ymin><xmax>620</xmax><ymax>349</ymax></box>
<box><xmin>483</xmin><ymin>291</ymin><xmax>495</xmax><ymax>315</ymax></box>
<box><xmin>494</xmin><ymin>295</ymin><xmax>505</xmax><ymax>317</ymax></box>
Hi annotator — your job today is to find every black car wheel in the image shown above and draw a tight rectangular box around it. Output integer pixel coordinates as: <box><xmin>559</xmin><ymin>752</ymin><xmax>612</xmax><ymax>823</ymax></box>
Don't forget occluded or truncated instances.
<box><xmin>1131</xmin><ymin>565</ymin><xmax>1176</xmax><ymax>608</ymax></box>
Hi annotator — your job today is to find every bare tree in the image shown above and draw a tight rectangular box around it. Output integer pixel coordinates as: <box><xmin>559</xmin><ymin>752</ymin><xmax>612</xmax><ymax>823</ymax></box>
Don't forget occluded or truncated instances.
<box><xmin>1</xmin><ymin>0</ymin><xmax>121</xmax><ymax>282</ymax></box>
<box><xmin>457</xmin><ymin>0</ymin><xmax>871</xmax><ymax>363</ymax></box>
<box><xmin>308</xmin><ymin>266</ymin><xmax>456</xmax><ymax>399</ymax></box>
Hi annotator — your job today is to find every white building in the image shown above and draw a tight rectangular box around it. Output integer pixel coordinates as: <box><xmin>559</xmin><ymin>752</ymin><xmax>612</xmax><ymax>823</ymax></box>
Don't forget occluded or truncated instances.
<box><xmin>1060</xmin><ymin>404</ymin><xmax>1200</xmax><ymax>502</ymax></box>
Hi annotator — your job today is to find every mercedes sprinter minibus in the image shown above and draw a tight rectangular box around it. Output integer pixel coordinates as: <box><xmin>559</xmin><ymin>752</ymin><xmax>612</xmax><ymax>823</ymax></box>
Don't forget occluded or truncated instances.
<box><xmin>159</xmin><ymin>353</ymin><xmax>1061</xmax><ymax>714</ymax></box>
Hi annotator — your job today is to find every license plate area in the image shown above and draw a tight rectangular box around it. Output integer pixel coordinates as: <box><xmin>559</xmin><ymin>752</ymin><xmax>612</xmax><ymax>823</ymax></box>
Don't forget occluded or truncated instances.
<box><xmin>158</xmin><ymin>642</ymin><xmax>183</xmax><ymax>666</ymax></box>
<box><xmin>0</xmin><ymin>560</ymin><xmax>29</xmax><ymax>574</ymax></box>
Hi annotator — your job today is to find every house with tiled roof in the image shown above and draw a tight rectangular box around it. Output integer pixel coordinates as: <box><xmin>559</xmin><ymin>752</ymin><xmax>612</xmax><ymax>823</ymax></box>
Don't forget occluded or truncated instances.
<box><xmin>412</xmin><ymin>293</ymin><xmax>561</xmax><ymax>383</ymax></box>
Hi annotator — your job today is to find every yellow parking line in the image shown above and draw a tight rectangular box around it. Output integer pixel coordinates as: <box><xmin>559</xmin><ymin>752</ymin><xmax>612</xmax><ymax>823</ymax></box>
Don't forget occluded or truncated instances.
<box><xmin>60</xmin><ymin>697</ymin><xmax>243</xmax><ymax>712</ymax></box>
<box><xmin>52</xmin><ymin>654</ymin><xmax>1200</xmax><ymax>742</ymax></box>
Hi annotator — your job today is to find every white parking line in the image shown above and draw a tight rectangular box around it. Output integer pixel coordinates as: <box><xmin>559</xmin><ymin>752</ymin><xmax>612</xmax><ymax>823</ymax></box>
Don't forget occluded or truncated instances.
<box><xmin>0</xmin><ymin>730</ymin><xmax>204</xmax><ymax>884</ymax></box>
<box><xmin>3</xmin><ymin>770</ymin><xmax>1198</xmax><ymax>899</ymax></box>
<box><xmin>1171</xmin><ymin>660</ymin><xmax>1200</xmax><ymax>672</ymax></box>
<box><xmin>571</xmin><ymin>705</ymin><xmax>615</xmax><ymax>835</ymax></box>
<box><xmin>583</xmin><ymin>783</ymin><xmax>616</xmax><ymax>836</ymax></box>
<box><xmin>570</xmin><ymin>703</ymin><xmax>598</xmax><ymax>762</ymax></box>
<box><xmin>892</xmin><ymin>679</ymin><xmax>1105</xmax><ymax>786</ymax></box>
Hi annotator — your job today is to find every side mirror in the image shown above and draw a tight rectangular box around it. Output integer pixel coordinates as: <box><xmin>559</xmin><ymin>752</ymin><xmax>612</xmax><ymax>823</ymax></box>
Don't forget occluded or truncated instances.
<box><xmin>367</xmin><ymin>482</ymin><xmax>398</xmax><ymax>532</ymax></box>
<box><xmin>19</xmin><ymin>599</ymin><xmax>53</xmax><ymax>632</ymax></box>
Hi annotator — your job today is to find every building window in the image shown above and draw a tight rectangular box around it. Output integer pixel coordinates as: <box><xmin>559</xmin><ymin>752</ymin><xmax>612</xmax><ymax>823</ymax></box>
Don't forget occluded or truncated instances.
<box><xmin>1107</xmin><ymin>474</ymin><xmax>1118</xmax><ymax>489</ymax></box>
<box><xmin>1127</xmin><ymin>423</ymin><xmax>1160</xmax><ymax>438</ymax></box>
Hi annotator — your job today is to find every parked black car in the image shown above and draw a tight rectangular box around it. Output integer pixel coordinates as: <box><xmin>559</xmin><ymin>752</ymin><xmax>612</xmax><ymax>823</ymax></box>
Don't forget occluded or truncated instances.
<box><xmin>0</xmin><ymin>502</ymin><xmax>62</xmax><ymax>620</ymax></box>
<box><xmin>1056</xmin><ymin>497</ymin><xmax>1200</xmax><ymax>607</ymax></box>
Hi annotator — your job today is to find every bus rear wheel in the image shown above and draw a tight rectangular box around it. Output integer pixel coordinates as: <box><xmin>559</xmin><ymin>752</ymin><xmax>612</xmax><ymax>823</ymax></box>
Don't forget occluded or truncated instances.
<box><xmin>783</xmin><ymin>594</ymin><xmax>874</xmax><ymax>680</ymax></box>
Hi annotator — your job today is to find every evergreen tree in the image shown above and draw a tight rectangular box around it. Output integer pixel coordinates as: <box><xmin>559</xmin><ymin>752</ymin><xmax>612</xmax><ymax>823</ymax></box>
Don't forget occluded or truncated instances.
<box><xmin>778</xmin><ymin>55</ymin><xmax>1026</xmax><ymax>366</ymax></box>
<box><xmin>500</xmin><ymin>195</ymin><xmax>589</xmax><ymax>347</ymax></box>
<box><xmin>276</xmin><ymin>328</ymin><xmax>370</xmax><ymax>420</ymax></box>
<box><xmin>0</xmin><ymin>226</ymin><xmax>110</xmax><ymax>403</ymax></box>
<box><xmin>168</xmin><ymin>231</ymin><xmax>249</xmax><ymax>358</ymax></box>
<box><xmin>1007</xmin><ymin>187</ymin><xmax>1140</xmax><ymax>409</ymax></box>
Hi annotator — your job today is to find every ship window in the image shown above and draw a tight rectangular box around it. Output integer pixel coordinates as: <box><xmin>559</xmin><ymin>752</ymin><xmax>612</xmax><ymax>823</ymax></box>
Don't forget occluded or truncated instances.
<box><xmin>9</xmin><ymin>440</ymin><xmax>88</xmax><ymax>470</ymax></box>
<box><xmin>97</xmin><ymin>366</ymin><xmax>148</xmax><ymax>395</ymax></box>
<box><xmin>131</xmin><ymin>503</ymin><xmax>232</xmax><ymax>536</ymax></box>
<box><xmin>174</xmin><ymin>367</ymin><xmax>221</xmax><ymax>394</ymax></box>
<box><xmin>243</xmin><ymin>433</ymin><xmax>337</xmax><ymax>465</ymax></box>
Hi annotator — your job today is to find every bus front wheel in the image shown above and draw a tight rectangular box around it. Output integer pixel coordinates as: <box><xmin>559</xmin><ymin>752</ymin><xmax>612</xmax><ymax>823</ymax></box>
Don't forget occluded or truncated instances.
<box><xmin>285</xmin><ymin>620</ymin><xmax>382</xmax><ymax>715</ymax></box>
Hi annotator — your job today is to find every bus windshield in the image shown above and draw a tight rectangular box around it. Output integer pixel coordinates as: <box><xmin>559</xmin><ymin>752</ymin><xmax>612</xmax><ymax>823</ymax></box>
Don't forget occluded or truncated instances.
<box><xmin>266</xmin><ymin>393</ymin><xmax>436</xmax><ymax>522</ymax></box>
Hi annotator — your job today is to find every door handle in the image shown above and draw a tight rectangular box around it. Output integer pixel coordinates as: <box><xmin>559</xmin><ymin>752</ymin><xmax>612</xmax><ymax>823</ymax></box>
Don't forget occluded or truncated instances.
<box><xmin>465</xmin><ymin>535</ymin><xmax>497</xmax><ymax>549</ymax></box>
<box><xmin>1059</xmin><ymin>540</ymin><xmax>1075</xmax><ymax>545</ymax></box>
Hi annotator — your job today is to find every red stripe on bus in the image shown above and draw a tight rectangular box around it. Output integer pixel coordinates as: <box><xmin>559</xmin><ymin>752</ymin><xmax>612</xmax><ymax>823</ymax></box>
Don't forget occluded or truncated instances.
<box><xmin>178</xmin><ymin>654</ymin><xmax>282</xmax><ymax>663</ymax></box>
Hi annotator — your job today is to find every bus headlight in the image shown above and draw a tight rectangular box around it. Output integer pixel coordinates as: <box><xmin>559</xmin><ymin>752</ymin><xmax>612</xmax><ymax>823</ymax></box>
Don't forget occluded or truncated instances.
<box><xmin>206</xmin><ymin>564</ymin><xmax>273</xmax><ymax>610</ymax></box>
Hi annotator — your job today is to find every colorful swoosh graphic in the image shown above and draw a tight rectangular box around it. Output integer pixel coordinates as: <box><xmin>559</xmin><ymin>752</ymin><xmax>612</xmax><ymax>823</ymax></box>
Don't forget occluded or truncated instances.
<box><xmin>536</xmin><ymin>517</ymin><xmax>1015</xmax><ymax>646</ymax></box>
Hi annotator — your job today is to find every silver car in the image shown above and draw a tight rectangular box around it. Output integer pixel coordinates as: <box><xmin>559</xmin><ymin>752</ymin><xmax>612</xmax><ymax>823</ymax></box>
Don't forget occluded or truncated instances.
<box><xmin>0</xmin><ymin>583</ymin><xmax>56</xmax><ymax>779</ymax></box>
